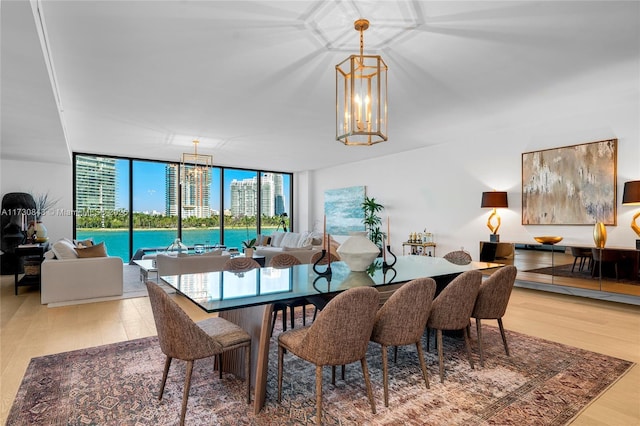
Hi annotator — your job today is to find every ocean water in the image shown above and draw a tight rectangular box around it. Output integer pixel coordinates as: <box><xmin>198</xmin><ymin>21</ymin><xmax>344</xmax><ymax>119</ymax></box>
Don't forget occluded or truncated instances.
<box><xmin>76</xmin><ymin>228</ymin><xmax>270</xmax><ymax>261</ymax></box>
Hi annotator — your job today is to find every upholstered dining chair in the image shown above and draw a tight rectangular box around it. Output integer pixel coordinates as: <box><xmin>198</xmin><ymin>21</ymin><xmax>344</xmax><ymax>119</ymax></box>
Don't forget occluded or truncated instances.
<box><xmin>570</xmin><ymin>247</ymin><xmax>593</xmax><ymax>273</ymax></box>
<box><xmin>308</xmin><ymin>250</ymin><xmax>341</xmax><ymax>321</ymax></box>
<box><xmin>269</xmin><ymin>253</ymin><xmax>307</xmax><ymax>335</ymax></box>
<box><xmin>145</xmin><ymin>280</ymin><xmax>251</xmax><ymax>426</ymax></box>
<box><xmin>470</xmin><ymin>265</ymin><xmax>518</xmax><ymax>367</ymax></box>
<box><xmin>443</xmin><ymin>250</ymin><xmax>473</xmax><ymax>265</ymax></box>
<box><xmin>426</xmin><ymin>270</ymin><xmax>482</xmax><ymax>383</ymax></box>
<box><xmin>223</xmin><ymin>256</ymin><xmax>261</xmax><ymax>272</ymax></box>
<box><xmin>370</xmin><ymin>277</ymin><xmax>437</xmax><ymax>407</ymax></box>
<box><xmin>310</xmin><ymin>250</ymin><xmax>340</xmax><ymax>264</ymax></box>
<box><xmin>277</xmin><ymin>286</ymin><xmax>379</xmax><ymax>425</ymax></box>
<box><xmin>591</xmin><ymin>248</ymin><xmax>620</xmax><ymax>281</ymax></box>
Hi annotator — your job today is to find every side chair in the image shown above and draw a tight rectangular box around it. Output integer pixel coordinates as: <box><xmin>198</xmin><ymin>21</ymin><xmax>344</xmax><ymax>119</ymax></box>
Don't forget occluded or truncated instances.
<box><xmin>370</xmin><ymin>277</ymin><xmax>437</xmax><ymax>407</ymax></box>
<box><xmin>277</xmin><ymin>286</ymin><xmax>379</xmax><ymax>425</ymax></box>
<box><xmin>470</xmin><ymin>265</ymin><xmax>518</xmax><ymax>367</ymax></box>
<box><xmin>307</xmin><ymin>251</ymin><xmax>341</xmax><ymax>321</ymax></box>
<box><xmin>269</xmin><ymin>253</ymin><xmax>307</xmax><ymax>335</ymax></box>
<box><xmin>426</xmin><ymin>270</ymin><xmax>482</xmax><ymax>383</ymax></box>
<box><xmin>223</xmin><ymin>256</ymin><xmax>261</xmax><ymax>272</ymax></box>
<box><xmin>443</xmin><ymin>249</ymin><xmax>473</xmax><ymax>265</ymax></box>
<box><xmin>145</xmin><ymin>280</ymin><xmax>251</xmax><ymax>426</ymax></box>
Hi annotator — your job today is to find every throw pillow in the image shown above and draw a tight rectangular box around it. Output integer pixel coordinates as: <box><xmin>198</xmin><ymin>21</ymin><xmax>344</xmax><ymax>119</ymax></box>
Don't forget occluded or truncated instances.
<box><xmin>51</xmin><ymin>239</ymin><xmax>78</xmax><ymax>260</ymax></box>
<box><xmin>76</xmin><ymin>241</ymin><xmax>108</xmax><ymax>258</ymax></box>
<box><xmin>270</xmin><ymin>232</ymin><xmax>285</xmax><ymax>248</ymax></box>
<box><xmin>281</xmin><ymin>232</ymin><xmax>300</xmax><ymax>248</ymax></box>
<box><xmin>74</xmin><ymin>238</ymin><xmax>94</xmax><ymax>248</ymax></box>
<box><xmin>299</xmin><ymin>233</ymin><xmax>314</xmax><ymax>248</ymax></box>
<box><xmin>256</xmin><ymin>235</ymin><xmax>271</xmax><ymax>246</ymax></box>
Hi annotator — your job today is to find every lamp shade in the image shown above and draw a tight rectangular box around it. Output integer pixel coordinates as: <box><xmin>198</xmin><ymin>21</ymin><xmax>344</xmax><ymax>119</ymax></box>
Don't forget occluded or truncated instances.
<box><xmin>622</xmin><ymin>180</ymin><xmax>640</xmax><ymax>205</ymax></box>
<box><xmin>481</xmin><ymin>191</ymin><xmax>508</xmax><ymax>208</ymax></box>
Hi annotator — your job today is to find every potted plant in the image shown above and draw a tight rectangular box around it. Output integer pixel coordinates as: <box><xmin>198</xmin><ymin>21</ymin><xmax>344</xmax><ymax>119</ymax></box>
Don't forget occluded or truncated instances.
<box><xmin>242</xmin><ymin>238</ymin><xmax>257</xmax><ymax>257</ymax></box>
<box><xmin>28</xmin><ymin>192</ymin><xmax>59</xmax><ymax>242</ymax></box>
<box><xmin>361</xmin><ymin>196</ymin><xmax>385</xmax><ymax>248</ymax></box>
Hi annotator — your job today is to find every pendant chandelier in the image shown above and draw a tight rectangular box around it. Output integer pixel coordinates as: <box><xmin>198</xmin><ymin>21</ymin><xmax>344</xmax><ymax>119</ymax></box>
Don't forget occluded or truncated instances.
<box><xmin>336</xmin><ymin>19</ymin><xmax>388</xmax><ymax>146</ymax></box>
<box><xmin>180</xmin><ymin>139</ymin><xmax>212</xmax><ymax>218</ymax></box>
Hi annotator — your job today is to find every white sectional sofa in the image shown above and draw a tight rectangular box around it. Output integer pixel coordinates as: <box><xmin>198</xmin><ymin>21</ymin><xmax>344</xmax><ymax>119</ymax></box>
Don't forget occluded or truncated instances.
<box><xmin>41</xmin><ymin>239</ymin><xmax>123</xmax><ymax>305</ymax></box>
<box><xmin>254</xmin><ymin>231</ymin><xmax>323</xmax><ymax>265</ymax></box>
<box><xmin>154</xmin><ymin>251</ymin><xmax>231</xmax><ymax>276</ymax></box>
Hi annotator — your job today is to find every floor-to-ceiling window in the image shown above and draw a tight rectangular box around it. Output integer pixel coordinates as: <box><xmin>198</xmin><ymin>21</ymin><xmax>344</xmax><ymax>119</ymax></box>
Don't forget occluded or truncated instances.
<box><xmin>131</xmin><ymin>160</ymin><xmax>178</xmax><ymax>256</ymax></box>
<box><xmin>74</xmin><ymin>153</ymin><xmax>292</xmax><ymax>262</ymax></box>
<box><xmin>75</xmin><ymin>155</ymin><xmax>131</xmax><ymax>260</ymax></box>
<box><xmin>260</xmin><ymin>172</ymin><xmax>291</xmax><ymax>237</ymax></box>
<box><xmin>223</xmin><ymin>169</ymin><xmax>258</xmax><ymax>250</ymax></box>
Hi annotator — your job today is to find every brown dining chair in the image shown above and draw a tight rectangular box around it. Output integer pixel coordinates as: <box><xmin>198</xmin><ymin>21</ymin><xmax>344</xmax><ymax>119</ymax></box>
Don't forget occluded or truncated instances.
<box><xmin>269</xmin><ymin>253</ymin><xmax>307</xmax><ymax>334</ymax></box>
<box><xmin>470</xmin><ymin>265</ymin><xmax>517</xmax><ymax>367</ymax></box>
<box><xmin>591</xmin><ymin>248</ymin><xmax>620</xmax><ymax>280</ymax></box>
<box><xmin>570</xmin><ymin>247</ymin><xmax>593</xmax><ymax>273</ymax></box>
<box><xmin>443</xmin><ymin>250</ymin><xmax>473</xmax><ymax>265</ymax></box>
<box><xmin>223</xmin><ymin>256</ymin><xmax>261</xmax><ymax>272</ymax></box>
<box><xmin>277</xmin><ymin>286</ymin><xmax>379</xmax><ymax>425</ymax></box>
<box><xmin>145</xmin><ymin>280</ymin><xmax>251</xmax><ymax>426</ymax></box>
<box><xmin>426</xmin><ymin>270</ymin><xmax>482</xmax><ymax>383</ymax></box>
<box><xmin>370</xmin><ymin>277</ymin><xmax>437</xmax><ymax>407</ymax></box>
<box><xmin>310</xmin><ymin>250</ymin><xmax>340</xmax><ymax>264</ymax></box>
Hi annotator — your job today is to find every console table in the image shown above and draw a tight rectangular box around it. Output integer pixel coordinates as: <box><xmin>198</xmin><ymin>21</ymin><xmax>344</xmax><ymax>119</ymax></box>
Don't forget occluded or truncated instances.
<box><xmin>14</xmin><ymin>242</ymin><xmax>49</xmax><ymax>295</ymax></box>
<box><xmin>402</xmin><ymin>241</ymin><xmax>436</xmax><ymax>256</ymax></box>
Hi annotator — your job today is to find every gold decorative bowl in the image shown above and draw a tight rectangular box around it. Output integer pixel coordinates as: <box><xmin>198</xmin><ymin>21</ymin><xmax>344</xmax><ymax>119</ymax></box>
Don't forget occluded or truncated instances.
<box><xmin>534</xmin><ymin>236</ymin><xmax>563</xmax><ymax>245</ymax></box>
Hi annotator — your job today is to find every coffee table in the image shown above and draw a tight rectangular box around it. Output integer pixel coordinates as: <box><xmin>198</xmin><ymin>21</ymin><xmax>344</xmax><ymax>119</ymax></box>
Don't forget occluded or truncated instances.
<box><xmin>133</xmin><ymin>259</ymin><xmax>158</xmax><ymax>282</ymax></box>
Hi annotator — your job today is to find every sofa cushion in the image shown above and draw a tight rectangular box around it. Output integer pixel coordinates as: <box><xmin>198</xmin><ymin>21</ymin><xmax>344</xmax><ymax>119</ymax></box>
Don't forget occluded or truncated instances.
<box><xmin>283</xmin><ymin>244</ymin><xmax>313</xmax><ymax>251</ymax></box>
<box><xmin>202</xmin><ymin>249</ymin><xmax>224</xmax><ymax>256</ymax></box>
<box><xmin>281</xmin><ymin>232</ymin><xmax>301</xmax><ymax>248</ymax></box>
<box><xmin>299</xmin><ymin>233</ymin><xmax>314</xmax><ymax>247</ymax></box>
<box><xmin>51</xmin><ymin>239</ymin><xmax>78</xmax><ymax>260</ymax></box>
<box><xmin>76</xmin><ymin>242</ymin><xmax>108</xmax><ymax>258</ymax></box>
<box><xmin>270</xmin><ymin>232</ymin><xmax>286</xmax><ymax>247</ymax></box>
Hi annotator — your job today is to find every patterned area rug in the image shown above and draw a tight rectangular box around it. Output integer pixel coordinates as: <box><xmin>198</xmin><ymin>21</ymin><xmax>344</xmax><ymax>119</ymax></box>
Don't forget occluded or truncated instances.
<box><xmin>7</xmin><ymin>315</ymin><xmax>633</xmax><ymax>425</ymax></box>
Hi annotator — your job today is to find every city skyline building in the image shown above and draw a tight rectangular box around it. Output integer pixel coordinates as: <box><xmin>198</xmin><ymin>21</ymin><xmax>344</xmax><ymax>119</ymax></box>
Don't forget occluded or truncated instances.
<box><xmin>230</xmin><ymin>173</ymin><xmax>286</xmax><ymax>218</ymax></box>
<box><xmin>75</xmin><ymin>156</ymin><xmax>117</xmax><ymax>227</ymax></box>
<box><xmin>165</xmin><ymin>164</ymin><xmax>212</xmax><ymax>218</ymax></box>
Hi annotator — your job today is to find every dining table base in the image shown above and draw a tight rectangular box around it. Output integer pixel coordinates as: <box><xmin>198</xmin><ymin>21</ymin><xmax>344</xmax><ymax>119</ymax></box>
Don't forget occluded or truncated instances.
<box><xmin>219</xmin><ymin>303</ymin><xmax>274</xmax><ymax>414</ymax></box>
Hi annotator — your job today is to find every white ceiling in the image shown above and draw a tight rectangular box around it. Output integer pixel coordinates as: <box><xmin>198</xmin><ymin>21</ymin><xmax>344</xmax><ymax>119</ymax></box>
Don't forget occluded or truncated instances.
<box><xmin>2</xmin><ymin>1</ymin><xmax>639</xmax><ymax>172</ymax></box>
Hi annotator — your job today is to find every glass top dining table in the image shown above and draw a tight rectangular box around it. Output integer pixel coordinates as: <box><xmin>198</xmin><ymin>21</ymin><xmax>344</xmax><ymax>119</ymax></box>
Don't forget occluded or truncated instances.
<box><xmin>160</xmin><ymin>255</ymin><xmax>502</xmax><ymax>313</ymax></box>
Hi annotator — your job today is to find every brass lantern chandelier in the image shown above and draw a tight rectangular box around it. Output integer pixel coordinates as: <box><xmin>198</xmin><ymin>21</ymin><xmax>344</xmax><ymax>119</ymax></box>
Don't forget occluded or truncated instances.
<box><xmin>336</xmin><ymin>19</ymin><xmax>388</xmax><ymax>146</ymax></box>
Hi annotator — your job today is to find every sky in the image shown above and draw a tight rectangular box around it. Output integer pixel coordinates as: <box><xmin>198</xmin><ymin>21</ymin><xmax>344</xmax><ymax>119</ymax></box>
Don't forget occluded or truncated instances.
<box><xmin>115</xmin><ymin>160</ymin><xmax>290</xmax><ymax>213</ymax></box>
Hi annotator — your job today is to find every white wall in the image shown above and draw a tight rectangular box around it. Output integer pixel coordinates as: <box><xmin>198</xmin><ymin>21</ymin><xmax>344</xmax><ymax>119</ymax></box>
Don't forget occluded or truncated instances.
<box><xmin>1</xmin><ymin>158</ymin><xmax>73</xmax><ymax>244</ymax></box>
<box><xmin>306</xmin><ymin>93</ymin><xmax>640</xmax><ymax>259</ymax></box>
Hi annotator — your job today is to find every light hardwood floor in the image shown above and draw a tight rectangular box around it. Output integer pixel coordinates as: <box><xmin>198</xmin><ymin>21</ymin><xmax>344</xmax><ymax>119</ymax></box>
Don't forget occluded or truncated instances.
<box><xmin>1</xmin><ymin>273</ymin><xmax>639</xmax><ymax>425</ymax></box>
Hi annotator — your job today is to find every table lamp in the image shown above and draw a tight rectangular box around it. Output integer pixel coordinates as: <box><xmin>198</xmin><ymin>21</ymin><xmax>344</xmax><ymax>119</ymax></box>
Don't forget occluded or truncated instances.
<box><xmin>481</xmin><ymin>191</ymin><xmax>508</xmax><ymax>242</ymax></box>
<box><xmin>622</xmin><ymin>180</ymin><xmax>640</xmax><ymax>249</ymax></box>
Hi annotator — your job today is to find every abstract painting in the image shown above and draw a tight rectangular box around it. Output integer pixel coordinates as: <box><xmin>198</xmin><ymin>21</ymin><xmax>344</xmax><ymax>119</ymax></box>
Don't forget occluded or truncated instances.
<box><xmin>522</xmin><ymin>139</ymin><xmax>617</xmax><ymax>225</ymax></box>
<box><xmin>324</xmin><ymin>186</ymin><xmax>365</xmax><ymax>234</ymax></box>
